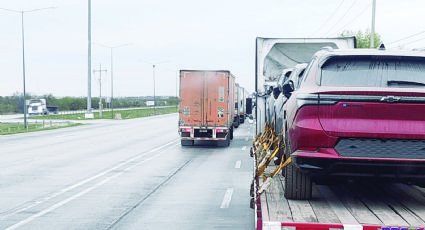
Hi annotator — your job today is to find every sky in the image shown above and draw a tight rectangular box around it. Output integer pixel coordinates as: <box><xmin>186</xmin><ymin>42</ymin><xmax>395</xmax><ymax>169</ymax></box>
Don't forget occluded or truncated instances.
<box><xmin>1</xmin><ymin>0</ymin><xmax>425</xmax><ymax>98</ymax></box>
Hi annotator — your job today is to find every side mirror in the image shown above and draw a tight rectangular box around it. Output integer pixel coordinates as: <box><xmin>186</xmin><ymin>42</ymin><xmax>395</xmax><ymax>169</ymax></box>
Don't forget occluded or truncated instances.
<box><xmin>273</xmin><ymin>87</ymin><xmax>281</xmax><ymax>99</ymax></box>
<box><xmin>278</xmin><ymin>84</ymin><xmax>283</xmax><ymax>93</ymax></box>
<box><xmin>282</xmin><ymin>80</ymin><xmax>294</xmax><ymax>98</ymax></box>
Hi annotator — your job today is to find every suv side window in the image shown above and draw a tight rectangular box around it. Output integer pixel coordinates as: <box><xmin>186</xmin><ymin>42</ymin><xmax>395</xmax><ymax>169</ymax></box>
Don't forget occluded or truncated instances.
<box><xmin>299</xmin><ymin>58</ymin><xmax>315</xmax><ymax>87</ymax></box>
<box><xmin>296</xmin><ymin>69</ymin><xmax>306</xmax><ymax>88</ymax></box>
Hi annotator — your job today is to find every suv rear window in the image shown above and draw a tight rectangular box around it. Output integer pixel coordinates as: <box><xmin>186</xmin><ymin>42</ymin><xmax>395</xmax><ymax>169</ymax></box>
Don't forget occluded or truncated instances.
<box><xmin>320</xmin><ymin>56</ymin><xmax>425</xmax><ymax>88</ymax></box>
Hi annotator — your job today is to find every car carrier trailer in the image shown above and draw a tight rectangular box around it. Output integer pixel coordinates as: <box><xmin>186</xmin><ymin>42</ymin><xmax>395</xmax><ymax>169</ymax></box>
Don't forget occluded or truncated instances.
<box><xmin>252</xmin><ymin>37</ymin><xmax>425</xmax><ymax>229</ymax></box>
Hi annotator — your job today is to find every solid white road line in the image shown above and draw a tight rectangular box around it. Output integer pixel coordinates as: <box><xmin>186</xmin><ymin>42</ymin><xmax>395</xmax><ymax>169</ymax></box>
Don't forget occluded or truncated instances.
<box><xmin>3</xmin><ymin>139</ymin><xmax>179</xmax><ymax>228</ymax></box>
<box><xmin>235</xmin><ymin>160</ymin><xmax>241</xmax><ymax>169</ymax></box>
<box><xmin>6</xmin><ymin>154</ymin><xmax>163</xmax><ymax>230</ymax></box>
<box><xmin>220</xmin><ymin>188</ymin><xmax>234</xmax><ymax>209</ymax></box>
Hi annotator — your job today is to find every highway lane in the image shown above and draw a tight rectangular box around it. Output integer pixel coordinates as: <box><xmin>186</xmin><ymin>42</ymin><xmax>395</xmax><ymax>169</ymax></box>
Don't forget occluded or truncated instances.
<box><xmin>0</xmin><ymin>113</ymin><xmax>255</xmax><ymax>229</ymax></box>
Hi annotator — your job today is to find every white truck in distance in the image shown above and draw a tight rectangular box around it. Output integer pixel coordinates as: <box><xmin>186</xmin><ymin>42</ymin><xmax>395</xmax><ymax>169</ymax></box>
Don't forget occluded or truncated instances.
<box><xmin>26</xmin><ymin>99</ymin><xmax>58</xmax><ymax>115</ymax></box>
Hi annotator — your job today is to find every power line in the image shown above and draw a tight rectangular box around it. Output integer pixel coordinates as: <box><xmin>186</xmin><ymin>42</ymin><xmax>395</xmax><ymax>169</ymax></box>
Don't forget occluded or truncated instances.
<box><xmin>388</xmin><ymin>30</ymin><xmax>425</xmax><ymax>45</ymax></box>
<box><xmin>399</xmin><ymin>36</ymin><xmax>425</xmax><ymax>47</ymax></box>
<box><xmin>322</xmin><ymin>0</ymin><xmax>358</xmax><ymax>37</ymax></box>
<box><xmin>332</xmin><ymin>3</ymin><xmax>371</xmax><ymax>36</ymax></box>
<box><xmin>309</xmin><ymin>0</ymin><xmax>345</xmax><ymax>37</ymax></box>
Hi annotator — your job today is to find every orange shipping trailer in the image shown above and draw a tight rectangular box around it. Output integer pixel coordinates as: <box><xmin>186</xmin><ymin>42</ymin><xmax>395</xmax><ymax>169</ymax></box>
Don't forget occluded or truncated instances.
<box><xmin>179</xmin><ymin>70</ymin><xmax>236</xmax><ymax>146</ymax></box>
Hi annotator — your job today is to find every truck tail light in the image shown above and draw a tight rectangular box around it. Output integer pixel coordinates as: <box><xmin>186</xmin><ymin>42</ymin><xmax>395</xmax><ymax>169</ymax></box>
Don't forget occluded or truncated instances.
<box><xmin>216</xmin><ymin>129</ymin><xmax>228</xmax><ymax>133</ymax></box>
<box><xmin>181</xmin><ymin>128</ymin><xmax>192</xmax><ymax>133</ymax></box>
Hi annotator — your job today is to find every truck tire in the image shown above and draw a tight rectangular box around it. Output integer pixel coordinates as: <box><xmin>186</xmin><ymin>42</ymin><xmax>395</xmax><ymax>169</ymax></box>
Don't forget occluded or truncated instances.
<box><xmin>181</xmin><ymin>140</ymin><xmax>194</xmax><ymax>146</ymax></box>
<box><xmin>218</xmin><ymin>134</ymin><xmax>230</xmax><ymax>147</ymax></box>
<box><xmin>240</xmin><ymin>116</ymin><xmax>245</xmax><ymax>124</ymax></box>
<box><xmin>283</xmin><ymin>131</ymin><xmax>312</xmax><ymax>200</ymax></box>
<box><xmin>230</xmin><ymin>128</ymin><xmax>234</xmax><ymax>140</ymax></box>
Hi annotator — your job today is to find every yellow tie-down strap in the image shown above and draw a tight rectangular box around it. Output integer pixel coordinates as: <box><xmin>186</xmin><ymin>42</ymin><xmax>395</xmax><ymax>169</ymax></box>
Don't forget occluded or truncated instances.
<box><xmin>256</xmin><ymin>157</ymin><xmax>292</xmax><ymax>199</ymax></box>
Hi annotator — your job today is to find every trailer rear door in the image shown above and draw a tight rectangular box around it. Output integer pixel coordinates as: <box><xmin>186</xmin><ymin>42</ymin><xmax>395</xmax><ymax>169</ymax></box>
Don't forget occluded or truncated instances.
<box><xmin>180</xmin><ymin>71</ymin><xmax>230</xmax><ymax>127</ymax></box>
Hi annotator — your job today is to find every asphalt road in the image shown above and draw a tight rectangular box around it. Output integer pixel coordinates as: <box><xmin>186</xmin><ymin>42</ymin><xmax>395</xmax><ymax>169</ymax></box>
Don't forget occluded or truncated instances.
<box><xmin>0</xmin><ymin>114</ymin><xmax>255</xmax><ymax>230</ymax></box>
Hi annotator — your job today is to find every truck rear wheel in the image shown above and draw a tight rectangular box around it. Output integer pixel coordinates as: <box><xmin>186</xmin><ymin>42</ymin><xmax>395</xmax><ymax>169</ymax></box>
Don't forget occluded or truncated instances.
<box><xmin>218</xmin><ymin>134</ymin><xmax>230</xmax><ymax>147</ymax></box>
<box><xmin>230</xmin><ymin>128</ymin><xmax>234</xmax><ymax>140</ymax></box>
<box><xmin>181</xmin><ymin>140</ymin><xmax>194</xmax><ymax>146</ymax></box>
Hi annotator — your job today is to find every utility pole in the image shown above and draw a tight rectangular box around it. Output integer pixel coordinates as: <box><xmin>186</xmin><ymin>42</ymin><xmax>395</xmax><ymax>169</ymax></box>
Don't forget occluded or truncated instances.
<box><xmin>95</xmin><ymin>43</ymin><xmax>131</xmax><ymax>119</ymax></box>
<box><xmin>93</xmin><ymin>64</ymin><xmax>107</xmax><ymax>118</ymax></box>
<box><xmin>371</xmin><ymin>0</ymin><xmax>376</xmax><ymax>48</ymax></box>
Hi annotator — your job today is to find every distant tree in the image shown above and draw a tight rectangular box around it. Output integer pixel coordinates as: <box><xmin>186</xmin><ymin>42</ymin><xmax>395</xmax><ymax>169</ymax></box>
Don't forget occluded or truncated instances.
<box><xmin>167</xmin><ymin>96</ymin><xmax>179</xmax><ymax>105</ymax></box>
<box><xmin>340</xmin><ymin>29</ymin><xmax>383</xmax><ymax>48</ymax></box>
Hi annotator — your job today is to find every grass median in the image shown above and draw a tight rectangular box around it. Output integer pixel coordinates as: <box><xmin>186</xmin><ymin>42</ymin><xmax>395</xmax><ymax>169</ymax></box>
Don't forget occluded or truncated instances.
<box><xmin>0</xmin><ymin>122</ymin><xmax>83</xmax><ymax>135</ymax></box>
<box><xmin>30</xmin><ymin>106</ymin><xmax>178</xmax><ymax>120</ymax></box>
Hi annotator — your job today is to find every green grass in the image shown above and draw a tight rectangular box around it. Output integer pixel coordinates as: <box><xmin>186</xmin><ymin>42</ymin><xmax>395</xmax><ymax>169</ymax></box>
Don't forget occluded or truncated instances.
<box><xmin>30</xmin><ymin>106</ymin><xmax>178</xmax><ymax>120</ymax></box>
<box><xmin>0</xmin><ymin>122</ymin><xmax>83</xmax><ymax>135</ymax></box>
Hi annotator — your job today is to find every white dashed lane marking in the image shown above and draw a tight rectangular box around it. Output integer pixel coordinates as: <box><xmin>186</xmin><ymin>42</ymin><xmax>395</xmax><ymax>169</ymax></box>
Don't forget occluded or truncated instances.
<box><xmin>220</xmin><ymin>188</ymin><xmax>234</xmax><ymax>209</ymax></box>
<box><xmin>235</xmin><ymin>160</ymin><xmax>241</xmax><ymax>169</ymax></box>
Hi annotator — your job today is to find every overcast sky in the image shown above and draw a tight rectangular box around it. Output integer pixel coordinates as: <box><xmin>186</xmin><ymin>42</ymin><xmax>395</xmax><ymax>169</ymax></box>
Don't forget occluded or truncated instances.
<box><xmin>1</xmin><ymin>0</ymin><xmax>425</xmax><ymax>98</ymax></box>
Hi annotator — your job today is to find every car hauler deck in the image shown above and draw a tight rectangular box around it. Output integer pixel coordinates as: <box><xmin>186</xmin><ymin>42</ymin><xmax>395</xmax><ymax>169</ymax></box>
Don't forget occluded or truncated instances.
<box><xmin>179</xmin><ymin>70</ymin><xmax>236</xmax><ymax>146</ymax></box>
<box><xmin>255</xmin><ymin>165</ymin><xmax>425</xmax><ymax>230</ymax></box>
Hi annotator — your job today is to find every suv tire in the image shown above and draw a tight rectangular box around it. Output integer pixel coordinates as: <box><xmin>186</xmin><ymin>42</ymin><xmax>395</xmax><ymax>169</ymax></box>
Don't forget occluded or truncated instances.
<box><xmin>283</xmin><ymin>132</ymin><xmax>312</xmax><ymax>200</ymax></box>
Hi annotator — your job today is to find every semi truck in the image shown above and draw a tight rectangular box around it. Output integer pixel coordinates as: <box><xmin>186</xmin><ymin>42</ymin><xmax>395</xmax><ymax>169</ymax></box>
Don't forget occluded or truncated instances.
<box><xmin>233</xmin><ymin>83</ymin><xmax>241</xmax><ymax>128</ymax></box>
<box><xmin>26</xmin><ymin>99</ymin><xmax>58</xmax><ymax>115</ymax></box>
<box><xmin>178</xmin><ymin>70</ymin><xmax>235</xmax><ymax>146</ymax></box>
<box><xmin>237</xmin><ymin>85</ymin><xmax>247</xmax><ymax>124</ymax></box>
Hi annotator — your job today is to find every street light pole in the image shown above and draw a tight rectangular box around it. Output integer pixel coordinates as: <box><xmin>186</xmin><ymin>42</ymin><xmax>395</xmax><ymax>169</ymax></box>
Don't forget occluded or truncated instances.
<box><xmin>87</xmin><ymin>0</ymin><xmax>93</xmax><ymax>118</ymax></box>
<box><xmin>0</xmin><ymin>6</ymin><xmax>55</xmax><ymax>128</ymax></box>
<box><xmin>153</xmin><ymin>64</ymin><xmax>156</xmax><ymax>114</ymax></box>
<box><xmin>21</xmin><ymin>11</ymin><xmax>27</xmax><ymax>128</ymax></box>
<box><xmin>140</xmin><ymin>61</ymin><xmax>169</xmax><ymax>115</ymax></box>
<box><xmin>111</xmin><ymin>48</ymin><xmax>114</xmax><ymax>118</ymax></box>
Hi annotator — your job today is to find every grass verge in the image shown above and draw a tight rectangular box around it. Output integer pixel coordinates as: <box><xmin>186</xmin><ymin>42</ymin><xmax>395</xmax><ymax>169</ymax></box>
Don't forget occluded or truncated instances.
<box><xmin>0</xmin><ymin>122</ymin><xmax>84</xmax><ymax>135</ymax></box>
<box><xmin>30</xmin><ymin>106</ymin><xmax>178</xmax><ymax>120</ymax></box>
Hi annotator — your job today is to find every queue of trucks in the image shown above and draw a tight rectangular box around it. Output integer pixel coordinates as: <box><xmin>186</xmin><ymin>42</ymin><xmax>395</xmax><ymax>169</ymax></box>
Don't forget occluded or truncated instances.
<box><xmin>178</xmin><ymin>70</ymin><xmax>251</xmax><ymax>146</ymax></box>
<box><xmin>251</xmin><ymin>37</ymin><xmax>425</xmax><ymax>229</ymax></box>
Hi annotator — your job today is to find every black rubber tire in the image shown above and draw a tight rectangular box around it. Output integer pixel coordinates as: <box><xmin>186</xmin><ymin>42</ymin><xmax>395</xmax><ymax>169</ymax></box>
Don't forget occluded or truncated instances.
<box><xmin>230</xmin><ymin>128</ymin><xmax>234</xmax><ymax>140</ymax></box>
<box><xmin>283</xmin><ymin>130</ymin><xmax>312</xmax><ymax>200</ymax></box>
<box><xmin>250</xmin><ymin>180</ymin><xmax>255</xmax><ymax>197</ymax></box>
<box><xmin>218</xmin><ymin>134</ymin><xmax>230</xmax><ymax>147</ymax></box>
<box><xmin>181</xmin><ymin>140</ymin><xmax>194</xmax><ymax>146</ymax></box>
<box><xmin>284</xmin><ymin>163</ymin><xmax>312</xmax><ymax>200</ymax></box>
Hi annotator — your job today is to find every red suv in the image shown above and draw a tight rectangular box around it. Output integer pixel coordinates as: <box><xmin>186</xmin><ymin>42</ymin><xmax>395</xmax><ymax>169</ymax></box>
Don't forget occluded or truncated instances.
<box><xmin>282</xmin><ymin>47</ymin><xmax>425</xmax><ymax>199</ymax></box>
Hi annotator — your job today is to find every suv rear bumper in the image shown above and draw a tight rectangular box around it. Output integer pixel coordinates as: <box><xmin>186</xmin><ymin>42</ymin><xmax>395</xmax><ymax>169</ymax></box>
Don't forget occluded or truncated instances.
<box><xmin>292</xmin><ymin>149</ymin><xmax>425</xmax><ymax>183</ymax></box>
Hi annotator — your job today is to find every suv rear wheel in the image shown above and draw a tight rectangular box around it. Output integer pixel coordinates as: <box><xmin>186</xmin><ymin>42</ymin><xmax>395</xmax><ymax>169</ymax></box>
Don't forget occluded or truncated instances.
<box><xmin>283</xmin><ymin>134</ymin><xmax>312</xmax><ymax>200</ymax></box>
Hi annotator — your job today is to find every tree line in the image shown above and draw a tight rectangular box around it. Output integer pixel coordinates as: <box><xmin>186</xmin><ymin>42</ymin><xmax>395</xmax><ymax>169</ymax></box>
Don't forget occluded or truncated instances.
<box><xmin>0</xmin><ymin>93</ymin><xmax>178</xmax><ymax>114</ymax></box>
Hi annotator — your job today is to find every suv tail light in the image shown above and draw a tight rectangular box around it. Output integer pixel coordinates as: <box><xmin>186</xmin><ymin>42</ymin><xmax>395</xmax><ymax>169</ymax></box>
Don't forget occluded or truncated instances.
<box><xmin>296</xmin><ymin>93</ymin><xmax>338</xmax><ymax>108</ymax></box>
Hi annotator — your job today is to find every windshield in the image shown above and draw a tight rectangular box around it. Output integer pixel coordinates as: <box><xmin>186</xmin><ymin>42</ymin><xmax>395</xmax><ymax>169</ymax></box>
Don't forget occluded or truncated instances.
<box><xmin>320</xmin><ymin>56</ymin><xmax>425</xmax><ymax>88</ymax></box>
